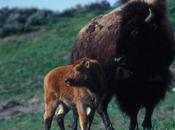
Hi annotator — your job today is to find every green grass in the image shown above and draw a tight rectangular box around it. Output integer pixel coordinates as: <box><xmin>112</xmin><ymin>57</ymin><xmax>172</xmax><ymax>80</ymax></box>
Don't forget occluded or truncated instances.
<box><xmin>0</xmin><ymin>10</ymin><xmax>103</xmax><ymax>102</ymax></box>
<box><xmin>0</xmin><ymin>93</ymin><xmax>175</xmax><ymax>130</ymax></box>
<box><xmin>169</xmin><ymin>0</ymin><xmax>175</xmax><ymax>29</ymax></box>
<box><xmin>0</xmin><ymin>4</ymin><xmax>175</xmax><ymax>130</ymax></box>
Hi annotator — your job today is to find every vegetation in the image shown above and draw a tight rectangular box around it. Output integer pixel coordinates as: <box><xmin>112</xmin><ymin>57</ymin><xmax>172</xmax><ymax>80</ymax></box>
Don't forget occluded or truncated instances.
<box><xmin>0</xmin><ymin>0</ymin><xmax>110</xmax><ymax>38</ymax></box>
<box><xmin>0</xmin><ymin>0</ymin><xmax>174</xmax><ymax>130</ymax></box>
<box><xmin>169</xmin><ymin>0</ymin><xmax>175</xmax><ymax>28</ymax></box>
<box><xmin>0</xmin><ymin>7</ymin><xmax>57</xmax><ymax>37</ymax></box>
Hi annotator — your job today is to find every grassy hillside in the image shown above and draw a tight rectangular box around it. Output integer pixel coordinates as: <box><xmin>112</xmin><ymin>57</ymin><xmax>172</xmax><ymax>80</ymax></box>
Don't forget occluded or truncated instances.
<box><xmin>0</xmin><ymin>10</ymin><xmax>108</xmax><ymax>102</ymax></box>
<box><xmin>0</xmin><ymin>3</ymin><xmax>175</xmax><ymax>130</ymax></box>
<box><xmin>169</xmin><ymin>0</ymin><xmax>175</xmax><ymax>28</ymax></box>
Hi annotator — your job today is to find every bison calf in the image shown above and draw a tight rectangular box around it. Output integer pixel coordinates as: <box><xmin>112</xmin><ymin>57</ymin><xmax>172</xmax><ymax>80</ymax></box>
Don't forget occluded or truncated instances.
<box><xmin>43</xmin><ymin>57</ymin><xmax>107</xmax><ymax>130</ymax></box>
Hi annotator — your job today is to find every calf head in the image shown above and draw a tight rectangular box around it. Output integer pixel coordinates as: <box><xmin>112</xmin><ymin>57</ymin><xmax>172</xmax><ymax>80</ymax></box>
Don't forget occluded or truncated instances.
<box><xmin>65</xmin><ymin>57</ymin><xmax>105</xmax><ymax>90</ymax></box>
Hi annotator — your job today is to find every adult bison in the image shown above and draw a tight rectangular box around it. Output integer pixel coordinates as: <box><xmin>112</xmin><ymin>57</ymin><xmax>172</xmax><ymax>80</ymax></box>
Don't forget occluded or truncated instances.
<box><xmin>71</xmin><ymin>0</ymin><xmax>174</xmax><ymax>130</ymax></box>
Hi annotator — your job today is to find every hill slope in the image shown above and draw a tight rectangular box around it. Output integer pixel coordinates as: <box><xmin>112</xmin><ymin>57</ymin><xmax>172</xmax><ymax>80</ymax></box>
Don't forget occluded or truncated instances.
<box><xmin>0</xmin><ymin>10</ymin><xmax>108</xmax><ymax>102</ymax></box>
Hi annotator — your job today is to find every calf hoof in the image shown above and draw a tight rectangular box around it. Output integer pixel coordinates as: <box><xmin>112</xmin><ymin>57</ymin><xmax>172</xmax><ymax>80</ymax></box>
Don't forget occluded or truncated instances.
<box><xmin>129</xmin><ymin>124</ymin><xmax>139</xmax><ymax>130</ymax></box>
<box><xmin>71</xmin><ymin>128</ymin><xmax>77</xmax><ymax>130</ymax></box>
<box><xmin>129</xmin><ymin>127</ymin><xmax>139</xmax><ymax>130</ymax></box>
<box><xmin>142</xmin><ymin>122</ymin><xmax>152</xmax><ymax>130</ymax></box>
<box><xmin>129</xmin><ymin>128</ymin><xmax>139</xmax><ymax>130</ymax></box>
<box><xmin>107</xmin><ymin>124</ymin><xmax>115</xmax><ymax>130</ymax></box>
<box><xmin>143</xmin><ymin>127</ymin><xmax>152</xmax><ymax>130</ymax></box>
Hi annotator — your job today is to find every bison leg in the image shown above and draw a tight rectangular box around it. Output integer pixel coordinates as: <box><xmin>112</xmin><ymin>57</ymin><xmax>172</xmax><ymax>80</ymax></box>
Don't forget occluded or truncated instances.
<box><xmin>142</xmin><ymin>105</ymin><xmax>155</xmax><ymax>130</ymax></box>
<box><xmin>129</xmin><ymin>107</ymin><xmax>140</xmax><ymax>130</ymax></box>
<box><xmin>97</xmin><ymin>95</ymin><xmax>114</xmax><ymax>130</ymax></box>
<box><xmin>71</xmin><ymin>107</ymin><xmax>78</xmax><ymax>130</ymax></box>
<box><xmin>55</xmin><ymin>103</ymin><xmax>69</xmax><ymax>130</ymax></box>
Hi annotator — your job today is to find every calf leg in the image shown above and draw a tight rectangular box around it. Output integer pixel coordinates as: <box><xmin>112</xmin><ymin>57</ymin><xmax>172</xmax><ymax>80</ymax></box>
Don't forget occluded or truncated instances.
<box><xmin>142</xmin><ymin>104</ymin><xmax>155</xmax><ymax>130</ymax></box>
<box><xmin>71</xmin><ymin>107</ymin><xmax>78</xmax><ymax>130</ymax></box>
<box><xmin>44</xmin><ymin>99</ymin><xmax>58</xmax><ymax>130</ymax></box>
<box><xmin>97</xmin><ymin>95</ymin><xmax>114</xmax><ymax>130</ymax></box>
<box><xmin>77</xmin><ymin>103</ymin><xmax>88</xmax><ymax>130</ymax></box>
<box><xmin>87</xmin><ymin>108</ymin><xmax>95</xmax><ymax>130</ymax></box>
<box><xmin>55</xmin><ymin>103</ymin><xmax>69</xmax><ymax>130</ymax></box>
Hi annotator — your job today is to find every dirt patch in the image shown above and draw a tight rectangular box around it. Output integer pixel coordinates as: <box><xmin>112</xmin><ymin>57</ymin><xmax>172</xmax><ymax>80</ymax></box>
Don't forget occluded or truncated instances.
<box><xmin>0</xmin><ymin>96</ymin><xmax>44</xmax><ymax>120</ymax></box>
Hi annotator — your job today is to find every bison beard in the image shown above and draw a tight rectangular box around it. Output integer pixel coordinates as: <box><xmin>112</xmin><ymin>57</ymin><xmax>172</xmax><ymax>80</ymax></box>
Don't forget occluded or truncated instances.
<box><xmin>71</xmin><ymin>0</ymin><xmax>174</xmax><ymax>130</ymax></box>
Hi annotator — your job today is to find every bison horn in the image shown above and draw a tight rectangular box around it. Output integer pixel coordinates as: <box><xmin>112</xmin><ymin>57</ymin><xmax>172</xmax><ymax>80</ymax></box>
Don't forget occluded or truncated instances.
<box><xmin>145</xmin><ymin>8</ymin><xmax>153</xmax><ymax>23</ymax></box>
<box><xmin>114</xmin><ymin>56</ymin><xmax>124</xmax><ymax>63</ymax></box>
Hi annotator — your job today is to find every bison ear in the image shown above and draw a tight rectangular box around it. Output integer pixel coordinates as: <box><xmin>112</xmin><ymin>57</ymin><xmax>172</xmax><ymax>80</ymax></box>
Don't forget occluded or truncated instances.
<box><xmin>85</xmin><ymin>61</ymin><xmax>90</xmax><ymax>69</ymax></box>
<box><xmin>80</xmin><ymin>60</ymin><xmax>86</xmax><ymax>65</ymax></box>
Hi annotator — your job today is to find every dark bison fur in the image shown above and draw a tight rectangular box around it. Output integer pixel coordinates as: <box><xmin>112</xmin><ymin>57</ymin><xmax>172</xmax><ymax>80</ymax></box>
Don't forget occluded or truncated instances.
<box><xmin>71</xmin><ymin>0</ymin><xmax>174</xmax><ymax>129</ymax></box>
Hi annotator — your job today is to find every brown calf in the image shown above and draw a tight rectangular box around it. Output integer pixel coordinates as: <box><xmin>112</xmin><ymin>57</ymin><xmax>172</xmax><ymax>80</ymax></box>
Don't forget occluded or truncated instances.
<box><xmin>43</xmin><ymin>57</ymin><xmax>106</xmax><ymax>130</ymax></box>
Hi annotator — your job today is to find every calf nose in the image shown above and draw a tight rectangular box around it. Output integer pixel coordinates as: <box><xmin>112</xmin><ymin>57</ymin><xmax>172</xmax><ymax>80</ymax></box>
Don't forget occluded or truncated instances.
<box><xmin>65</xmin><ymin>78</ymin><xmax>70</xmax><ymax>83</ymax></box>
<box><xmin>65</xmin><ymin>78</ymin><xmax>74</xmax><ymax>85</ymax></box>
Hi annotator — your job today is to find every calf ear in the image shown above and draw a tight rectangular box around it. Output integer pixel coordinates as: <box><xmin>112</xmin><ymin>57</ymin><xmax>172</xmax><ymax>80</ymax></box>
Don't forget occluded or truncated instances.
<box><xmin>80</xmin><ymin>60</ymin><xmax>86</xmax><ymax>65</ymax></box>
<box><xmin>85</xmin><ymin>61</ymin><xmax>90</xmax><ymax>69</ymax></box>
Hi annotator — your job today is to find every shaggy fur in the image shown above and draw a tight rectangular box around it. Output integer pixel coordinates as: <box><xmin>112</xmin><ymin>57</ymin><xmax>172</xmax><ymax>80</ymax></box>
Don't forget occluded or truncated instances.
<box><xmin>71</xmin><ymin>0</ymin><xmax>174</xmax><ymax>129</ymax></box>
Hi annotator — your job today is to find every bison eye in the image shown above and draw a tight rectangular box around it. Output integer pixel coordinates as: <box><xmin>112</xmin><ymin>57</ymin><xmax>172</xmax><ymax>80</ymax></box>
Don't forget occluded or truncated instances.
<box><xmin>85</xmin><ymin>61</ymin><xmax>90</xmax><ymax>69</ymax></box>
